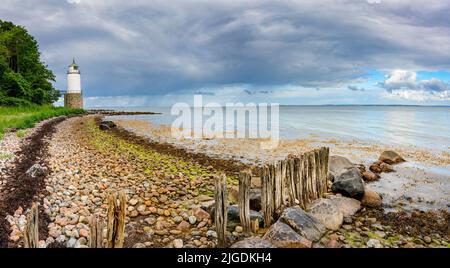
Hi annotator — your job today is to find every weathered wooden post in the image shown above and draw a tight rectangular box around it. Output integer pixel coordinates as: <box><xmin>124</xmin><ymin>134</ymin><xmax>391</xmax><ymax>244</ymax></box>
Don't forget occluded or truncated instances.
<box><xmin>238</xmin><ymin>170</ymin><xmax>251</xmax><ymax>234</ymax></box>
<box><xmin>24</xmin><ymin>203</ymin><xmax>39</xmax><ymax>248</ymax></box>
<box><xmin>106</xmin><ymin>191</ymin><xmax>126</xmax><ymax>248</ymax></box>
<box><xmin>89</xmin><ymin>215</ymin><xmax>104</xmax><ymax>248</ymax></box>
<box><xmin>261</xmin><ymin>164</ymin><xmax>274</xmax><ymax>227</ymax></box>
<box><xmin>215</xmin><ymin>174</ymin><xmax>228</xmax><ymax>248</ymax></box>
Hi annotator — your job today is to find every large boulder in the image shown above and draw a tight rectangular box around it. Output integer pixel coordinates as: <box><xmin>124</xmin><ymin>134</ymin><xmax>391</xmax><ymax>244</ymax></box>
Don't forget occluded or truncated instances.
<box><xmin>99</xmin><ymin>121</ymin><xmax>117</xmax><ymax>130</ymax></box>
<box><xmin>306</xmin><ymin>198</ymin><xmax>343</xmax><ymax>231</ymax></box>
<box><xmin>361</xmin><ymin>189</ymin><xmax>382</xmax><ymax>208</ymax></box>
<box><xmin>328</xmin><ymin>196</ymin><xmax>361</xmax><ymax>218</ymax></box>
<box><xmin>230</xmin><ymin>237</ymin><xmax>274</xmax><ymax>248</ymax></box>
<box><xmin>331</xmin><ymin>168</ymin><xmax>365</xmax><ymax>199</ymax></box>
<box><xmin>329</xmin><ymin>155</ymin><xmax>355</xmax><ymax>178</ymax></box>
<box><xmin>279</xmin><ymin>207</ymin><xmax>327</xmax><ymax>242</ymax></box>
<box><xmin>263</xmin><ymin>221</ymin><xmax>312</xmax><ymax>248</ymax></box>
<box><xmin>379</xmin><ymin>150</ymin><xmax>405</xmax><ymax>165</ymax></box>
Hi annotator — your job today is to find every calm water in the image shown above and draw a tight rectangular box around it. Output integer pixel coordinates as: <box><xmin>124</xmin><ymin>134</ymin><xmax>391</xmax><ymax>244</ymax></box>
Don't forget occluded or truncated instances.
<box><xmin>102</xmin><ymin>106</ymin><xmax>450</xmax><ymax>151</ymax></box>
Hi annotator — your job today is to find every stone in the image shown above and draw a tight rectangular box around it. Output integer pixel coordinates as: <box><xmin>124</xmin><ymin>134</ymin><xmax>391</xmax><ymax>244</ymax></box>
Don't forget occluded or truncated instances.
<box><xmin>263</xmin><ymin>221</ymin><xmax>312</xmax><ymax>248</ymax></box>
<box><xmin>173</xmin><ymin>216</ymin><xmax>183</xmax><ymax>224</ymax></box>
<box><xmin>26</xmin><ymin>164</ymin><xmax>46</xmax><ymax>178</ymax></box>
<box><xmin>188</xmin><ymin>216</ymin><xmax>197</xmax><ymax>225</ymax></box>
<box><xmin>177</xmin><ymin>221</ymin><xmax>191</xmax><ymax>232</ymax></box>
<box><xmin>132</xmin><ymin>243</ymin><xmax>146</xmax><ymax>248</ymax></box>
<box><xmin>235</xmin><ymin>226</ymin><xmax>243</xmax><ymax>233</ymax></box>
<box><xmin>362</xmin><ymin>171</ymin><xmax>380</xmax><ymax>182</ymax></box>
<box><xmin>49</xmin><ymin>227</ymin><xmax>62</xmax><ymax>238</ymax></box>
<box><xmin>228</xmin><ymin>186</ymin><xmax>239</xmax><ymax>204</ymax></box>
<box><xmin>380</xmin><ymin>163</ymin><xmax>395</xmax><ymax>173</ymax></box>
<box><xmin>361</xmin><ymin>190</ymin><xmax>382</xmax><ymax>208</ymax></box>
<box><xmin>225</xmin><ymin>205</ymin><xmax>264</xmax><ymax>228</ymax></box>
<box><xmin>328</xmin><ymin>155</ymin><xmax>355</xmax><ymax>177</ymax></box>
<box><xmin>331</xmin><ymin>168</ymin><xmax>365</xmax><ymax>199</ymax></box>
<box><xmin>173</xmin><ymin>239</ymin><xmax>184</xmax><ymax>248</ymax></box>
<box><xmin>206</xmin><ymin>230</ymin><xmax>217</xmax><ymax>238</ymax></box>
<box><xmin>326</xmin><ymin>238</ymin><xmax>341</xmax><ymax>248</ymax></box>
<box><xmin>306</xmin><ymin>198</ymin><xmax>343</xmax><ymax>231</ymax></box>
<box><xmin>379</xmin><ymin>150</ymin><xmax>405</xmax><ymax>165</ymax></box>
<box><xmin>67</xmin><ymin>237</ymin><xmax>77</xmax><ymax>248</ymax></box>
<box><xmin>230</xmin><ymin>237</ymin><xmax>275</xmax><ymax>248</ymax></box>
<box><xmin>423</xmin><ymin>236</ymin><xmax>432</xmax><ymax>244</ymax></box>
<box><xmin>251</xmin><ymin>176</ymin><xmax>261</xmax><ymax>188</ymax></box>
<box><xmin>369</xmin><ymin>162</ymin><xmax>382</xmax><ymax>174</ymax></box>
<box><xmin>330</xmin><ymin>196</ymin><xmax>361</xmax><ymax>218</ymax></box>
<box><xmin>193</xmin><ymin>208</ymin><xmax>210</xmax><ymax>221</ymax></box>
<box><xmin>129</xmin><ymin>199</ymin><xmax>139</xmax><ymax>206</ymax></box>
<box><xmin>366</xmin><ymin>238</ymin><xmax>383</xmax><ymax>248</ymax></box>
<box><xmin>279</xmin><ymin>206</ymin><xmax>327</xmax><ymax>242</ymax></box>
<box><xmin>249</xmin><ymin>188</ymin><xmax>262</xmax><ymax>212</ymax></box>
<box><xmin>79</xmin><ymin>228</ymin><xmax>89</xmax><ymax>238</ymax></box>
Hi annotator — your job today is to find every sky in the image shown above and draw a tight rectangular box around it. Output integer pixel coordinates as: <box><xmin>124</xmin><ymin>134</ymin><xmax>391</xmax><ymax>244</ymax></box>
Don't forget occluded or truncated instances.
<box><xmin>1</xmin><ymin>0</ymin><xmax>450</xmax><ymax>107</ymax></box>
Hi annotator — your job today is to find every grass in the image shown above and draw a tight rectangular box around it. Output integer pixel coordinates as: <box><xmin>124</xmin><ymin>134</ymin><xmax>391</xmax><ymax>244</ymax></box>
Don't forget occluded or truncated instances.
<box><xmin>0</xmin><ymin>105</ymin><xmax>85</xmax><ymax>139</ymax></box>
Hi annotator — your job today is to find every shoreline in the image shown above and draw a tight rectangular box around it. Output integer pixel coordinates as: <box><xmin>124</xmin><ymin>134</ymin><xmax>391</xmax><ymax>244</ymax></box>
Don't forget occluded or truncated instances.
<box><xmin>0</xmin><ymin>114</ymin><xmax>448</xmax><ymax>248</ymax></box>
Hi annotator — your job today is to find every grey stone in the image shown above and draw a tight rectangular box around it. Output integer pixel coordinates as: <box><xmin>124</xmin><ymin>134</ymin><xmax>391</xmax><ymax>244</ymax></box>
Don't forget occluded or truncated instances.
<box><xmin>306</xmin><ymin>198</ymin><xmax>343</xmax><ymax>231</ymax></box>
<box><xmin>328</xmin><ymin>196</ymin><xmax>361</xmax><ymax>218</ymax></box>
<box><xmin>329</xmin><ymin>155</ymin><xmax>355</xmax><ymax>178</ymax></box>
<box><xmin>230</xmin><ymin>237</ymin><xmax>275</xmax><ymax>248</ymax></box>
<box><xmin>263</xmin><ymin>221</ymin><xmax>312</xmax><ymax>248</ymax></box>
<box><xmin>331</xmin><ymin>168</ymin><xmax>365</xmax><ymax>199</ymax></box>
<box><xmin>279</xmin><ymin>206</ymin><xmax>327</xmax><ymax>242</ymax></box>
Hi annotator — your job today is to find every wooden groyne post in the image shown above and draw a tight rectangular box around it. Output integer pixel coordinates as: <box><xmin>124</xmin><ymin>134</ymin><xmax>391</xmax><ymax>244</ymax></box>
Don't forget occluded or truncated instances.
<box><xmin>238</xmin><ymin>170</ymin><xmax>251</xmax><ymax>234</ymax></box>
<box><xmin>89</xmin><ymin>215</ymin><xmax>104</xmax><ymax>248</ymax></box>
<box><xmin>106</xmin><ymin>191</ymin><xmax>126</xmax><ymax>248</ymax></box>
<box><xmin>23</xmin><ymin>203</ymin><xmax>39</xmax><ymax>248</ymax></box>
<box><xmin>215</xmin><ymin>174</ymin><xmax>228</xmax><ymax>248</ymax></box>
<box><xmin>260</xmin><ymin>147</ymin><xmax>329</xmax><ymax>226</ymax></box>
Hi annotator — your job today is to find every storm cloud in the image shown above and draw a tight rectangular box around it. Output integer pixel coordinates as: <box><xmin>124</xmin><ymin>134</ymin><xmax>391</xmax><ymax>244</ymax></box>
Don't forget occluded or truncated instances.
<box><xmin>1</xmin><ymin>0</ymin><xmax>450</xmax><ymax>104</ymax></box>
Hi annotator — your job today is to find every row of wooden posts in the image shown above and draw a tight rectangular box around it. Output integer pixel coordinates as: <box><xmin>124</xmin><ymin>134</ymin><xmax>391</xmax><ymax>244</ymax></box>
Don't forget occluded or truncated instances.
<box><xmin>24</xmin><ymin>192</ymin><xmax>127</xmax><ymax>248</ymax></box>
<box><xmin>214</xmin><ymin>147</ymin><xmax>330</xmax><ymax>247</ymax></box>
<box><xmin>23</xmin><ymin>147</ymin><xmax>329</xmax><ymax>248</ymax></box>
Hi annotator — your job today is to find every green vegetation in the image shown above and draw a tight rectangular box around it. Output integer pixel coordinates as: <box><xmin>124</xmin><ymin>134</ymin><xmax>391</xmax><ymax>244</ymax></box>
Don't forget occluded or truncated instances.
<box><xmin>0</xmin><ymin>20</ymin><xmax>60</xmax><ymax>106</ymax></box>
<box><xmin>0</xmin><ymin>105</ymin><xmax>84</xmax><ymax>139</ymax></box>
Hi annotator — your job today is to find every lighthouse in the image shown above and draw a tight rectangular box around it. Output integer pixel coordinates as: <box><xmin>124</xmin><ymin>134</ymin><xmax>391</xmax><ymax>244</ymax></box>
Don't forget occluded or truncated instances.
<box><xmin>64</xmin><ymin>59</ymin><xmax>84</xmax><ymax>109</ymax></box>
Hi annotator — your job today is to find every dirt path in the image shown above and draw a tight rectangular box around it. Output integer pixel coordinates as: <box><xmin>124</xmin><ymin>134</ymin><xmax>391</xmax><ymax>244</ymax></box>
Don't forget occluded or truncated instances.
<box><xmin>0</xmin><ymin>117</ymin><xmax>67</xmax><ymax>248</ymax></box>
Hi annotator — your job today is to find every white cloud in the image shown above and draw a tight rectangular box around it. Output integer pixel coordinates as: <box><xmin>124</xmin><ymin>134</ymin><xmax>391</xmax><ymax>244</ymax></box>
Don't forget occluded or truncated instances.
<box><xmin>381</xmin><ymin>89</ymin><xmax>450</xmax><ymax>101</ymax></box>
<box><xmin>67</xmin><ymin>0</ymin><xmax>81</xmax><ymax>5</ymax></box>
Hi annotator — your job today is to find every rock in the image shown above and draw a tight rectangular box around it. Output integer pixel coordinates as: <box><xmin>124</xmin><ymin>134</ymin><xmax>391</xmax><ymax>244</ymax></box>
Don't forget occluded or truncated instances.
<box><xmin>369</xmin><ymin>162</ymin><xmax>382</xmax><ymax>174</ymax></box>
<box><xmin>99</xmin><ymin>121</ymin><xmax>117</xmax><ymax>130</ymax></box>
<box><xmin>206</xmin><ymin>230</ymin><xmax>217</xmax><ymax>238</ymax></box>
<box><xmin>230</xmin><ymin>237</ymin><xmax>274</xmax><ymax>248</ymax></box>
<box><xmin>177</xmin><ymin>221</ymin><xmax>190</xmax><ymax>231</ymax></box>
<box><xmin>306</xmin><ymin>198</ymin><xmax>343</xmax><ymax>231</ymax></box>
<box><xmin>331</xmin><ymin>168</ymin><xmax>365</xmax><ymax>199</ymax></box>
<box><xmin>379</xmin><ymin>150</ymin><xmax>405</xmax><ymax>165</ymax></box>
<box><xmin>380</xmin><ymin>162</ymin><xmax>395</xmax><ymax>173</ymax></box>
<box><xmin>49</xmin><ymin>227</ymin><xmax>62</xmax><ymax>238</ymax></box>
<box><xmin>423</xmin><ymin>236</ymin><xmax>432</xmax><ymax>244</ymax></box>
<box><xmin>225</xmin><ymin>205</ymin><xmax>264</xmax><ymax>228</ymax></box>
<box><xmin>262</xmin><ymin>221</ymin><xmax>312</xmax><ymax>248</ymax></box>
<box><xmin>173</xmin><ymin>216</ymin><xmax>183</xmax><ymax>224</ymax></box>
<box><xmin>188</xmin><ymin>215</ymin><xmax>197</xmax><ymax>225</ymax></box>
<box><xmin>361</xmin><ymin>190</ymin><xmax>382</xmax><ymax>208</ymax></box>
<box><xmin>362</xmin><ymin>171</ymin><xmax>380</xmax><ymax>182</ymax></box>
<box><xmin>251</xmin><ymin>176</ymin><xmax>261</xmax><ymax>188</ymax></box>
<box><xmin>173</xmin><ymin>239</ymin><xmax>184</xmax><ymax>248</ymax></box>
<box><xmin>67</xmin><ymin>237</ymin><xmax>77</xmax><ymax>248</ymax></box>
<box><xmin>326</xmin><ymin>238</ymin><xmax>341</xmax><ymax>248</ymax></box>
<box><xmin>132</xmin><ymin>243</ymin><xmax>146</xmax><ymax>248</ymax></box>
<box><xmin>26</xmin><ymin>164</ymin><xmax>46</xmax><ymax>178</ymax></box>
<box><xmin>79</xmin><ymin>228</ymin><xmax>89</xmax><ymax>238</ymax></box>
<box><xmin>279</xmin><ymin>206</ymin><xmax>327</xmax><ymax>242</ymax></box>
<box><xmin>249</xmin><ymin>188</ymin><xmax>262</xmax><ymax>212</ymax></box>
<box><xmin>366</xmin><ymin>238</ymin><xmax>383</xmax><ymax>248</ymax></box>
<box><xmin>328</xmin><ymin>155</ymin><xmax>355</xmax><ymax>178</ymax></box>
<box><xmin>235</xmin><ymin>226</ymin><xmax>243</xmax><ymax>233</ymax></box>
<box><xmin>193</xmin><ymin>208</ymin><xmax>210</xmax><ymax>221</ymax></box>
<box><xmin>128</xmin><ymin>199</ymin><xmax>139</xmax><ymax>206</ymax></box>
<box><xmin>228</xmin><ymin>186</ymin><xmax>239</xmax><ymax>204</ymax></box>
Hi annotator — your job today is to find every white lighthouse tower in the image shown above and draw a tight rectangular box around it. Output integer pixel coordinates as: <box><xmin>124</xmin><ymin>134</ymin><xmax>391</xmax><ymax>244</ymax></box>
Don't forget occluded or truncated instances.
<box><xmin>64</xmin><ymin>59</ymin><xmax>84</xmax><ymax>109</ymax></box>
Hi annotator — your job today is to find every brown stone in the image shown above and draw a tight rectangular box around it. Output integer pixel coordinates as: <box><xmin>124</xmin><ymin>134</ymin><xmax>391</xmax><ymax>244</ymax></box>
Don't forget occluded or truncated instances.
<box><xmin>379</xmin><ymin>151</ymin><xmax>405</xmax><ymax>165</ymax></box>
<box><xmin>362</xmin><ymin>171</ymin><xmax>380</xmax><ymax>182</ymax></box>
<box><xmin>193</xmin><ymin>208</ymin><xmax>210</xmax><ymax>221</ymax></box>
<box><xmin>369</xmin><ymin>162</ymin><xmax>382</xmax><ymax>174</ymax></box>
<box><xmin>361</xmin><ymin>190</ymin><xmax>382</xmax><ymax>208</ymax></box>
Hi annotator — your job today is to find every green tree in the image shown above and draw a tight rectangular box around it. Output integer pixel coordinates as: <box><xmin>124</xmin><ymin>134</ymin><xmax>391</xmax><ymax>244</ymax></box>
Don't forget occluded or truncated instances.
<box><xmin>0</xmin><ymin>20</ymin><xmax>60</xmax><ymax>106</ymax></box>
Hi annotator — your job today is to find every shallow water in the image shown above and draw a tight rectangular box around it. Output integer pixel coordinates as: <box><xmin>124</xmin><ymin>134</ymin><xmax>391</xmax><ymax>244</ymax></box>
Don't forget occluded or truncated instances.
<box><xmin>102</xmin><ymin>105</ymin><xmax>450</xmax><ymax>151</ymax></box>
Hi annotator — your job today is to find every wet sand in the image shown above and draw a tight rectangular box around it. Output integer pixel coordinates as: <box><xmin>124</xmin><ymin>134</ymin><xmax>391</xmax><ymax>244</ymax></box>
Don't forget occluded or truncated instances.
<box><xmin>112</xmin><ymin>119</ymin><xmax>450</xmax><ymax>212</ymax></box>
